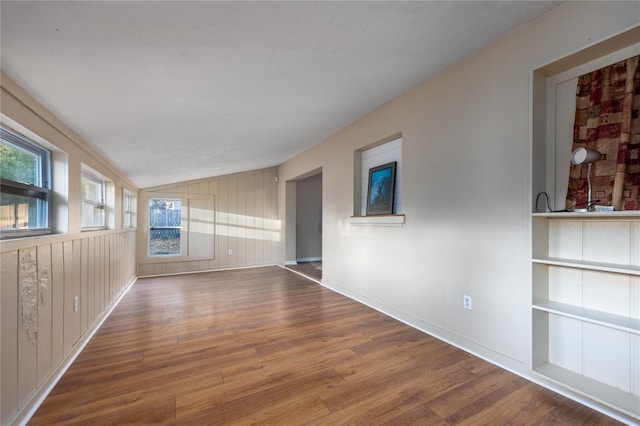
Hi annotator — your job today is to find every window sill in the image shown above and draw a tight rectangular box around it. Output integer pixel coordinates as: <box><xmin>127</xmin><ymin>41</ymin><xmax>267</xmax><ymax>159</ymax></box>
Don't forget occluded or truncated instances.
<box><xmin>349</xmin><ymin>214</ymin><xmax>405</xmax><ymax>227</ymax></box>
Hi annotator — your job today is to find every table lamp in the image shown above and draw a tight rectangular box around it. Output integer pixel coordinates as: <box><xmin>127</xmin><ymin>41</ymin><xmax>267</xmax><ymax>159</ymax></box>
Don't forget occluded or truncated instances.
<box><xmin>570</xmin><ymin>147</ymin><xmax>603</xmax><ymax>212</ymax></box>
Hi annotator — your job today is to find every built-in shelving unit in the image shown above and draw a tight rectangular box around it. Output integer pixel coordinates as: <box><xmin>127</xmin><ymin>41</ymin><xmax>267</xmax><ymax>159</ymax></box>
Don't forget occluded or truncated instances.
<box><xmin>531</xmin><ymin>213</ymin><xmax>640</xmax><ymax>421</ymax></box>
<box><xmin>530</xmin><ymin>28</ymin><xmax>640</xmax><ymax>422</ymax></box>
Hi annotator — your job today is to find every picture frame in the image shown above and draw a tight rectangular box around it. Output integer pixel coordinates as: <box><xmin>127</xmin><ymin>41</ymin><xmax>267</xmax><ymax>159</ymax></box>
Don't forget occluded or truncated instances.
<box><xmin>366</xmin><ymin>161</ymin><xmax>396</xmax><ymax>215</ymax></box>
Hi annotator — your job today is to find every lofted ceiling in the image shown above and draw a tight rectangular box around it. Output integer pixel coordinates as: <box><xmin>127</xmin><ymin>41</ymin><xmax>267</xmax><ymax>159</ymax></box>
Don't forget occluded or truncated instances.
<box><xmin>1</xmin><ymin>1</ymin><xmax>560</xmax><ymax>189</ymax></box>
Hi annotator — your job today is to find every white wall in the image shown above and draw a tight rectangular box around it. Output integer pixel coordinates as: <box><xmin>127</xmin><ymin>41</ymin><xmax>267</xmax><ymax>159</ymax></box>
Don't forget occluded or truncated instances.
<box><xmin>277</xmin><ymin>1</ymin><xmax>639</xmax><ymax>377</ymax></box>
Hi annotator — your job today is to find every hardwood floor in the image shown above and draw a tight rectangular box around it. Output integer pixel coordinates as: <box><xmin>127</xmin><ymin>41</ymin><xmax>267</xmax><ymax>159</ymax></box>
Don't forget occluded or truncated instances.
<box><xmin>286</xmin><ymin>261</ymin><xmax>322</xmax><ymax>281</ymax></box>
<box><xmin>29</xmin><ymin>266</ymin><xmax>622</xmax><ymax>425</ymax></box>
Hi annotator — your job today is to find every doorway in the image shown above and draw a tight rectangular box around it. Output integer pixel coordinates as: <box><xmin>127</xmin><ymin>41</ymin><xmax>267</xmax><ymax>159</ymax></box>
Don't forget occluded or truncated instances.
<box><xmin>286</xmin><ymin>170</ymin><xmax>322</xmax><ymax>281</ymax></box>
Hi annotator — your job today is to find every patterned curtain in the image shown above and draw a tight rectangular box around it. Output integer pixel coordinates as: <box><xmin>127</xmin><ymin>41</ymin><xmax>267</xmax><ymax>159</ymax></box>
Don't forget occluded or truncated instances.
<box><xmin>565</xmin><ymin>55</ymin><xmax>640</xmax><ymax>211</ymax></box>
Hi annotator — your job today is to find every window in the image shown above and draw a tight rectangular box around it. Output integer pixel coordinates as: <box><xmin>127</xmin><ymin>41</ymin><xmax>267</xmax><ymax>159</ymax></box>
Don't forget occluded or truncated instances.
<box><xmin>148</xmin><ymin>198</ymin><xmax>182</xmax><ymax>256</ymax></box>
<box><xmin>144</xmin><ymin>194</ymin><xmax>214</xmax><ymax>261</ymax></box>
<box><xmin>81</xmin><ymin>169</ymin><xmax>105</xmax><ymax>229</ymax></box>
<box><xmin>123</xmin><ymin>190</ymin><xmax>136</xmax><ymax>228</ymax></box>
<box><xmin>0</xmin><ymin>127</ymin><xmax>51</xmax><ymax>238</ymax></box>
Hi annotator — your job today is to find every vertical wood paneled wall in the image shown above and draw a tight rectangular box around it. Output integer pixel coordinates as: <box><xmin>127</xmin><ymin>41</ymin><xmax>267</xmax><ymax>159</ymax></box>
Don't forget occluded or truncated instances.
<box><xmin>138</xmin><ymin>168</ymin><xmax>279</xmax><ymax>276</ymax></box>
<box><xmin>1</xmin><ymin>229</ymin><xmax>137</xmax><ymax>425</ymax></box>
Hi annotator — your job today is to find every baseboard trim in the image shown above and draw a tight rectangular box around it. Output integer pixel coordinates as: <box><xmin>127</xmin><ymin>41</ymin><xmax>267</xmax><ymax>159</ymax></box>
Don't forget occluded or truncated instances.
<box><xmin>137</xmin><ymin>264</ymin><xmax>279</xmax><ymax>278</ymax></box>
<box><xmin>14</xmin><ymin>276</ymin><xmax>138</xmax><ymax>426</ymax></box>
<box><xmin>295</xmin><ymin>257</ymin><xmax>322</xmax><ymax>262</ymax></box>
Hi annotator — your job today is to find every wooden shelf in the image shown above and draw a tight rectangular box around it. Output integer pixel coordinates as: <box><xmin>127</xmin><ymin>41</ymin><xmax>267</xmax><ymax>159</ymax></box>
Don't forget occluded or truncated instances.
<box><xmin>532</xmin><ymin>257</ymin><xmax>640</xmax><ymax>276</ymax></box>
<box><xmin>532</xmin><ymin>300</ymin><xmax>640</xmax><ymax>334</ymax></box>
<box><xmin>533</xmin><ymin>363</ymin><xmax>640</xmax><ymax>418</ymax></box>
<box><xmin>533</xmin><ymin>212</ymin><xmax>640</xmax><ymax>219</ymax></box>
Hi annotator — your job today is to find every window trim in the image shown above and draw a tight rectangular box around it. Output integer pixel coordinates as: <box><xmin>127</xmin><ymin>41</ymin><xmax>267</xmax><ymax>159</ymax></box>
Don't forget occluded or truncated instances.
<box><xmin>81</xmin><ymin>169</ymin><xmax>106</xmax><ymax>230</ymax></box>
<box><xmin>1</xmin><ymin>127</ymin><xmax>52</xmax><ymax>239</ymax></box>
<box><xmin>140</xmin><ymin>192</ymin><xmax>215</xmax><ymax>263</ymax></box>
<box><xmin>123</xmin><ymin>190</ymin><xmax>136</xmax><ymax>229</ymax></box>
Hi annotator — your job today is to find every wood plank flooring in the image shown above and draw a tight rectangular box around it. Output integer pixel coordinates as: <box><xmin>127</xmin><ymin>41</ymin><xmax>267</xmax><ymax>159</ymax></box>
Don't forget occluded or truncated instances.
<box><xmin>286</xmin><ymin>261</ymin><xmax>322</xmax><ymax>281</ymax></box>
<box><xmin>29</xmin><ymin>266</ymin><xmax>622</xmax><ymax>425</ymax></box>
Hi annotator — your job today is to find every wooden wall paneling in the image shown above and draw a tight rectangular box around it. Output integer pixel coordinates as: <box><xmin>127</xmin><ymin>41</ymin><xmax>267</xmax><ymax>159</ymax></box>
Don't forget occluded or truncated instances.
<box><xmin>108</xmin><ymin>234</ymin><xmax>114</xmax><ymax>302</ymax></box>
<box><xmin>136</xmin><ymin>168</ymin><xmax>278</xmax><ymax>276</ymax></box>
<box><xmin>104</xmin><ymin>235</ymin><xmax>109</xmax><ymax>303</ymax></box>
<box><xmin>122</xmin><ymin>233</ymin><xmax>127</xmax><ymax>288</ymax></box>
<box><xmin>50</xmin><ymin>242</ymin><xmax>64</xmax><ymax>369</ymax></box>
<box><xmin>110</xmin><ymin>235</ymin><xmax>116</xmax><ymax>295</ymax></box>
<box><xmin>87</xmin><ymin>237</ymin><xmax>96</xmax><ymax>324</ymax></box>
<box><xmin>228</xmin><ymin>175</ymin><xmax>238</xmax><ymax>266</ymax></box>
<box><xmin>199</xmin><ymin>182</ymin><xmax>208</xmax><ymax>195</ymax></box>
<box><xmin>208</xmin><ymin>179</ymin><xmax>219</xmax><ymax>271</ymax></box>
<box><xmin>128</xmin><ymin>231</ymin><xmax>133</xmax><ymax>279</ymax></box>
<box><xmin>246</xmin><ymin>172</ymin><xmax>256</xmax><ymax>265</ymax></box>
<box><xmin>254</xmin><ymin>172</ymin><xmax>265</xmax><ymax>265</ymax></box>
<box><xmin>187</xmin><ymin>198</ymin><xmax>214</xmax><ymax>259</ymax></box>
<box><xmin>62</xmin><ymin>241</ymin><xmax>74</xmax><ymax>355</ymax></box>
<box><xmin>117</xmin><ymin>233</ymin><xmax>123</xmax><ymax>293</ymax></box>
<box><xmin>80</xmin><ymin>239</ymin><xmax>89</xmax><ymax>334</ymax></box>
<box><xmin>154</xmin><ymin>262</ymin><xmax>167</xmax><ymax>275</ymax></box>
<box><xmin>102</xmin><ymin>235</ymin><xmax>109</xmax><ymax>308</ymax></box>
<box><xmin>96</xmin><ymin>236</ymin><xmax>102</xmax><ymax>312</ymax></box>
<box><xmin>0</xmin><ymin>228</ymin><xmax>137</xmax><ymax>424</ymax></box>
<box><xmin>17</xmin><ymin>248</ymin><xmax>38</xmax><ymax>408</ymax></box>
<box><xmin>95</xmin><ymin>236</ymin><xmax>102</xmax><ymax>317</ymax></box>
<box><xmin>117</xmin><ymin>232</ymin><xmax>128</xmax><ymax>294</ymax></box>
<box><xmin>218</xmin><ymin>177</ymin><xmax>229</xmax><ymax>268</ymax></box>
<box><xmin>1</xmin><ymin>250</ymin><xmax>19</xmax><ymax>425</ymax></box>
<box><xmin>264</xmin><ymin>169</ymin><xmax>274</xmax><ymax>262</ymax></box>
<box><xmin>107</xmin><ymin>235</ymin><xmax>113</xmax><ymax>303</ymax></box>
<box><xmin>265</xmin><ymin>169</ymin><xmax>277</xmax><ymax>263</ymax></box>
<box><xmin>71</xmin><ymin>240</ymin><xmax>82</xmax><ymax>347</ymax></box>
<box><xmin>139</xmin><ymin>263</ymin><xmax>155</xmax><ymax>276</ymax></box>
<box><xmin>237</xmin><ymin>174</ymin><xmax>247</xmax><ymax>266</ymax></box>
<box><xmin>36</xmin><ymin>245</ymin><xmax>52</xmax><ymax>388</ymax></box>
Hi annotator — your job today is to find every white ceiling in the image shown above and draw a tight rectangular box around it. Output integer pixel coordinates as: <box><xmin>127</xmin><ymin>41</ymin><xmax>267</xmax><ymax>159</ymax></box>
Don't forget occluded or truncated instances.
<box><xmin>1</xmin><ymin>1</ymin><xmax>560</xmax><ymax>189</ymax></box>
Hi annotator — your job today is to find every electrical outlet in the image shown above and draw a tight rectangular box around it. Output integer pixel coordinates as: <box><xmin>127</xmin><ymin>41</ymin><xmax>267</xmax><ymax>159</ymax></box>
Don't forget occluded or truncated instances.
<box><xmin>228</xmin><ymin>248</ymin><xmax>232</xmax><ymax>255</ymax></box>
<box><xmin>73</xmin><ymin>296</ymin><xmax>79</xmax><ymax>312</ymax></box>
<box><xmin>463</xmin><ymin>295</ymin><xmax>472</xmax><ymax>310</ymax></box>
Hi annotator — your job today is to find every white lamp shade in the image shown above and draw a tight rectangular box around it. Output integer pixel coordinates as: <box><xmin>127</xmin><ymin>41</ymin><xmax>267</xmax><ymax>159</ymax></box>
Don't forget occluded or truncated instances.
<box><xmin>571</xmin><ymin>147</ymin><xmax>602</xmax><ymax>165</ymax></box>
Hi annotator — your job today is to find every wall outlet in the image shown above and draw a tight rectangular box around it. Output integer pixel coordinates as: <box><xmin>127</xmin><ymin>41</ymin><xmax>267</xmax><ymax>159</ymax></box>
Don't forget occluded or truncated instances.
<box><xmin>228</xmin><ymin>248</ymin><xmax>232</xmax><ymax>255</ymax></box>
<box><xmin>73</xmin><ymin>296</ymin><xmax>79</xmax><ymax>312</ymax></box>
<box><xmin>463</xmin><ymin>295</ymin><xmax>472</xmax><ymax>310</ymax></box>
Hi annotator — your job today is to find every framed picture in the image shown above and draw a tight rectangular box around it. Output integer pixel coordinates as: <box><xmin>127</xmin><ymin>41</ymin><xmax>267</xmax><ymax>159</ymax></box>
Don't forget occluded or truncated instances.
<box><xmin>366</xmin><ymin>161</ymin><xmax>396</xmax><ymax>215</ymax></box>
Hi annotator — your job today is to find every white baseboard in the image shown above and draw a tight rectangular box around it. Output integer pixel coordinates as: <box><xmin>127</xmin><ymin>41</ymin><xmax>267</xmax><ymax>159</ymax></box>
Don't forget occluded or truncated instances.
<box><xmin>295</xmin><ymin>257</ymin><xmax>322</xmax><ymax>262</ymax></box>
<box><xmin>137</xmin><ymin>263</ymin><xmax>279</xmax><ymax>278</ymax></box>
<box><xmin>284</xmin><ymin>260</ymin><xmax>298</xmax><ymax>266</ymax></box>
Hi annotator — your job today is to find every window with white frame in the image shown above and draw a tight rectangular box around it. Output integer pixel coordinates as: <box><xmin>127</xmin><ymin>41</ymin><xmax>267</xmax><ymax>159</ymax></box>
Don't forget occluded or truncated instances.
<box><xmin>144</xmin><ymin>193</ymin><xmax>214</xmax><ymax>261</ymax></box>
<box><xmin>0</xmin><ymin>127</ymin><xmax>51</xmax><ymax>238</ymax></box>
<box><xmin>123</xmin><ymin>190</ymin><xmax>136</xmax><ymax>228</ymax></box>
<box><xmin>81</xmin><ymin>169</ymin><xmax>106</xmax><ymax>229</ymax></box>
<box><xmin>148</xmin><ymin>198</ymin><xmax>182</xmax><ymax>256</ymax></box>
